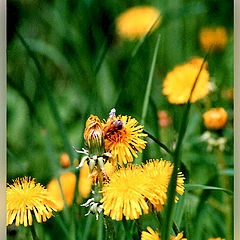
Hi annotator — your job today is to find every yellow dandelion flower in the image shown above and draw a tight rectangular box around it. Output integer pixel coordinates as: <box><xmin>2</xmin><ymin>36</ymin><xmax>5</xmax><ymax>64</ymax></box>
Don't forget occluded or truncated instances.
<box><xmin>163</xmin><ymin>62</ymin><xmax>210</xmax><ymax>104</ymax></box>
<box><xmin>101</xmin><ymin>165</ymin><xmax>149</xmax><ymax>220</ymax></box>
<box><xmin>141</xmin><ymin>227</ymin><xmax>160</xmax><ymax>240</ymax></box>
<box><xmin>142</xmin><ymin>159</ymin><xmax>185</xmax><ymax>211</ymax></box>
<box><xmin>199</xmin><ymin>26</ymin><xmax>228</xmax><ymax>52</ymax></box>
<box><xmin>203</xmin><ymin>107</ymin><xmax>227</xmax><ymax>130</ymax></box>
<box><xmin>48</xmin><ymin>167</ymin><xmax>93</xmax><ymax>210</ymax></box>
<box><xmin>116</xmin><ymin>6</ymin><xmax>161</xmax><ymax>40</ymax></box>
<box><xmin>78</xmin><ymin>162</ymin><xmax>93</xmax><ymax>198</ymax></box>
<box><xmin>208</xmin><ymin>238</ymin><xmax>225</xmax><ymax>240</ymax></box>
<box><xmin>47</xmin><ymin>172</ymin><xmax>76</xmax><ymax>211</ymax></box>
<box><xmin>141</xmin><ymin>227</ymin><xmax>187</xmax><ymax>240</ymax></box>
<box><xmin>189</xmin><ymin>57</ymin><xmax>208</xmax><ymax>69</ymax></box>
<box><xmin>103</xmin><ymin>115</ymin><xmax>147</xmax><ymax>165</ymax></box>
<box><xmin>7</xmin><ymin>177</ymin><xmax>57</xmax><ymax>227</ymax></box>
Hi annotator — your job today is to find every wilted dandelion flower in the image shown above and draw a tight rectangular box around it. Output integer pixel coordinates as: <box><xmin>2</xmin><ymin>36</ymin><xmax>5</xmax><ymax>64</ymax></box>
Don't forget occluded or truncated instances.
<box><xmin>142</xmin><ymin>159</ymin><xmax>185</xmax><ymax>211</ymax></box>
<box><xmin>101</xmin><ymin>165</ymin><xmax>149</xmax><ymax>220</ymax></box>
<box><xmin>163</xmin><ymin>61</ymin><xmax>210</xmax><ymax>104</ymax></box>
<box><xmin>116</xmin><ymin>6</ymin><xmax>161</xmax><ymax>40</ymax></box>
<box><xmin>141</xmin><ymin>227</ymin><xmax>187</xmax><ymax>240</ymax></box>
<box><xmin>103</xmin><ymin>114</ymin><xmax>147</xmax><ymax>165</ymax></box>
<box><xmin>84</xmin><ymin>115</ymin><xmax>104</xmax><ymax>156</ymax></box>
<box><xmin>203</xmin><ymin>108</ymin><xmax>228</xmax><ymax>130</ymax></box>
<box><xmin>7</xmin><ymin>177</ymin><xmax>57</xmax><ymax>227</ymax></box>
<box><xmin>199</xmin><ymin>26</ymin><xmax>228</xmax><ymax>52</ymax></box>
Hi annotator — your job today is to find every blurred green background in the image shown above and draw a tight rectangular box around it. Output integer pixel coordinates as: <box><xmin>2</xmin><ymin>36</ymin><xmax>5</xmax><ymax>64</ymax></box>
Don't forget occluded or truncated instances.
<box><xmin>7</xmin><ymin>0</ymin><xmax>233</xmax><ymax>239</ymax></box>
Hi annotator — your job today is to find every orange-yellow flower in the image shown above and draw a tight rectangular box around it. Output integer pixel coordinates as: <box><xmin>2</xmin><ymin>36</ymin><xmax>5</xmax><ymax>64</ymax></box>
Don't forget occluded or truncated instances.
<box><xmin>47</xmin><ymin>164</ymin><xmax>92</xmax><ymax>210</ymax></box>
<box><xmin>141</xmin><ymin>227</ymin><xmax>187</xmax><ymax>240</ymax></box>
<box><xmin>103</xmin><ymin>115</ymin><xmax>147</xmax><ymax>165</ymax></box>
<box><xmin>199</xmin><ymin>27</ymin><xmax>228</xmax><ymax>52</ymax></box>
<box><xmin>163</xmin><ymin>61</ymin><xmax>210</xmax><ymax>104</ymax></box>
<box><xmin>7</xmin><ymin>177</ymin><xmax>57</xmax><ymax>227</ymax></box>
<box><xmin>60</xmin><ymin>153</ymin><xmax>71</xmax><ymax>168</ymax></box>
<box><xmin>116</xmin><ymin>6</ymin><xmax>161</xmax><ymax>40</ymax></box>
<box><xmin>203</xmin><ymin>108</ymin><xmax>227</xmax><ymax>130</ymax></box>
<box><xmin>208</xmin><ymin>238</ymin><xmax>225</xmax><ymax>240</ymax></box>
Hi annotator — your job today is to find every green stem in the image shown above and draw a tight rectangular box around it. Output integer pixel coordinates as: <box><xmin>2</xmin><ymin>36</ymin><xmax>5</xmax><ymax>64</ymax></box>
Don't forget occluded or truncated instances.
<box><xmin>30</xmin><ymin>224</ymin><xmax>39</xmax><ymax>240</ymax></box>
<box><xmin>122</xmin><ymin>218</ymin><xmax>133</xmax><ymax>240</ymax></box>
<box><xmin>161</xmin><ymin>54</ymin><xmax>209</xmax><ymax>240</ymax></box>
<box><xmin>141</xmin><ymin>34</ymin><xmax>161</xmax><ymax>125</ymax></box>
<box><xmin>143</xmin><ymin>130</ymin><xmax>173</xmax><ymax>156</ymax></box>
<box><xmin>135</xmin><ymin>219</ymin><xmax>142</xmax><ymax>239</ymax></box>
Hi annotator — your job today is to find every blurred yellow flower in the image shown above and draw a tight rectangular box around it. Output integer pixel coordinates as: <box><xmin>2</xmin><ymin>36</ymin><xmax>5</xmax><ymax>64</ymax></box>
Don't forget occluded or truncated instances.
<box><xmin>208</xmin><ymin>238</ymin><xmax>225</xmax><ymax>240</ymax></box>
<box><xmin>163</xmin><ymin>62</ymin><xmax>210</xmax><ymax>104</ymax></box>
<box><xmin>142</xmin><ymin>159</ymin><xmax>185</xmax><ymax>211</ymax></box>
<box><xmin>103</xmin><ymin>115</ymin><xmax>147</xmax><ymax>165</ymax></box>
<box><xmin>141</xmin><ymin>227</ymin><xmax>187</xmax><ymax>240</ymax></box>
<box><xmin>101</xmin><ymin>165</ymin><xmax>149</xmax><ymax>220</ymax></box>
<box><xmin>47</xmin><ymin>164</ymin><xmax>92</xmax><ymax>211</ymax></box>
<box><xmin>60</xmin><ymin>153</ymin><xmax>71</xmax><ymax>168</ymax></box>
<box><xmin>7</xmin><ymin>177</ymin><xmax>57</xmax><ymax>227</ymax></box>
<box><xmin>189</xmin><ymin>57</ymin><xmax>208</xmax><ymax>69</ymax></box>
<box><xmin>116</xmin><ymin>6</ymin><xmax>161</xmax><ymax>40</ymax></box>
<box><xmin>203</xmin><ymin>107</ymin><xmax>228</xmax><ymax>130</ymax></box>
<box><xmin>199</xmin><ymin>27</ymin><xmax>228</xmax><ymax>52</ymax></box>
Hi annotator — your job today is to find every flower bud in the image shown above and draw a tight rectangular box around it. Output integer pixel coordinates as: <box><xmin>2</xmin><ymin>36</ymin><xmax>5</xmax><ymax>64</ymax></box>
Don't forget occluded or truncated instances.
<box><xmin>84</xmin><ymin>115</ymin><xmax>104</xmax><ymax>156</ymax></box>
<box><xmin>203</xmin><ymin>108</ymin><xmax>227</xmax><ymax>130</ymax></box>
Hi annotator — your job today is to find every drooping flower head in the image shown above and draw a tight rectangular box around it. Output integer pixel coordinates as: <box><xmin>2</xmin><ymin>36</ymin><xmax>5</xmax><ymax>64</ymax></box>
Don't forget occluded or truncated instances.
<box><xmin>116</xmin><ymin>6</ymin><xmax>161</xmax><ymax>40</ymax></box>
<box><xmin>7</xmin><ymin>177</ymin><xmax>57</xmax><ymax>227</ymax></box>
<box><xmin>141</xmin><ymin>227</ymin><xmax>187</xmax><ymax>240</ymax></box>
<box><xmin>163</xmin><ymin>60</ymin><xmax>210</xmax><ymax>104</ymax></box>
<box><xmin>101</xmin><ymin>164</ymin><xmax>149</xmax><ymax>220</ymax></box>
<box><xmin>142</xmin><ymin>159</ymin><xmax>185</xmax><ymax>211</ymax></box>
<box><xmin>199</xmin><ymin>26</ymin><xmax>228</xmax><ymax>52</ymax></box>
<box><xmin>103</xmin><ymin>109</ymin><xmax>147</xmax><ymax>165</ymax></box>
<box><xmin>84</xmin><ymin>115</ymin><xmax>104</xmax><ymax>156</ymax></box>
<box><xmin>203</xmin><ymin>108</ymin><xmax>228</xmax><ymax>130</ymax></box>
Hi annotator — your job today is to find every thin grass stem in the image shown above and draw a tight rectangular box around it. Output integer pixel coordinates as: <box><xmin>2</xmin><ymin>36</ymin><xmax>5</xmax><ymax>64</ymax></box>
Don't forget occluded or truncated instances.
<box><xmin>141</xmin><ymin>34</ymin><xmax>161</xmax><ymax>125</ymax></box>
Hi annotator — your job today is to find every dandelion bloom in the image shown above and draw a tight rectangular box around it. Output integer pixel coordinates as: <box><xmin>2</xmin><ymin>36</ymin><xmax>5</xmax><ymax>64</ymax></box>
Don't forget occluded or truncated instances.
<box><xmin>48</xmin><ymin>167</ymin><xmax>93</xmax><ymax>210</ymax></box>
<box><xmin>60</xmin><ymin>153</ymin><xmax>71</xmax><ymax>168</ymax></box>
<box><xmin>163</xmin><ymin>62</ymin><xmax>210</xmax><ymax>104</ymax></box>
<box><xmin>142</xmin><ymin>159</ymin><xmax>185</xmax><ymax>211</ymax></box>
<box><xmin>189</xmin><ymin>57</ymin><xmax>208</xmax><ymax>69</ymax></box>
<box><xmin>78</xmin><ymin>162</ymin><xmax>93</xmax><ymax>198</ymax></box>
<box><xmin>7</xmin><ymin>177</ymin><xmax>57</xmax><ymax>227</ymax></box>
<box><xmin>47</xmin><ymin>172</ymin><xmax>76</xmax><ymax>211</ymax></box>
<box><xmin>199</xmin><ymin>27</ymin><xmax>228</xmax><ymax>52</ymax></box>
<box><xmin>103</xmin><ymin>115</ymin><xmax>147</xmax><ymax>165</ymax></box>
<box><xmin>203</xmin><ymin>108</ymin><xmax>227</xmax><ymax>130</ymax></box>
<box><xmin>101</xmin><ymin>165</ymin><xmax>149</xmax><ymax>220</ymax></box>
<box><xmin>116</xmin><ymin>6</ymin><xmax>161</xmax><ymax>40</ymax></box>
<box><xmin>141</xmin><ymin>227</ymin><xmax>187</xmax><ymax>240</ymax></box>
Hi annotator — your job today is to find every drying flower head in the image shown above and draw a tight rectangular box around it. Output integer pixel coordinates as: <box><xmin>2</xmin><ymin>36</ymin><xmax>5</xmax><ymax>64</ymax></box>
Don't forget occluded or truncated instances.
<box><xmin>142</xmin><ymin>159</ymin><xmax>185</xmax><ymax>211</ymax></box>
<box><xmin>84</xmin><ymin>115</ymin><xmax>104</xmax><ymax>156</ymax></box>
<box><xmin>103</xmin><ymin>109</ymin><xmax>147</xmax><ymax>165</ymax></box>
<box><xmin>116</xmin><ymin>6</ymin><xmax>161</xmax><ymax>40</ymax></box>
<box><xmin>203</xmin><ymin>108</ymin><xmax>227</xmax><ymax>130</ymax></box>
<box><xmin>101</xmin><ymin>164</ymin><xmax>149</xmax><ymax>220</ymax></box>
<box><xmin>199</xmin><ymin>26</ymin><xmax>228</xmax><ymax>52</ymax></box>
<box><xmin>141</xmin><ymin>227</ymin><xmax>187</xmax><ymax>240</ymax></box>
<box><xmin>163</xmin><ymin>61</ymin><xmax>210</xmax><ymax>104</ymax></box>
<box><xmin>7</xmin><ymin>177</ymin><xmax>57</xmax><ymax>227</ymax></box>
